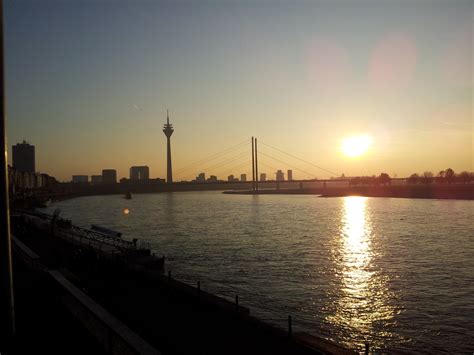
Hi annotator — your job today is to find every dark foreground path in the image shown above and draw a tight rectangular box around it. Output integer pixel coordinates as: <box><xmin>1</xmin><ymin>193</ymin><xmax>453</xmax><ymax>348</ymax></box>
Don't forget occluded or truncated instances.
<box><xmin>4</xmin><ymin>258</ymin><xmax>103</xmax><ymax>355</ymax></box>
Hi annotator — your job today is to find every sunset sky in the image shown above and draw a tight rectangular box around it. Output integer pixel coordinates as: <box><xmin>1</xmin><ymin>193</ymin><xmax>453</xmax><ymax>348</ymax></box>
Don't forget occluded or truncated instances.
<box><xmin>5</xmin><ymin>0</ymin><xmax>473</xmax><ymax>181</ymax></box>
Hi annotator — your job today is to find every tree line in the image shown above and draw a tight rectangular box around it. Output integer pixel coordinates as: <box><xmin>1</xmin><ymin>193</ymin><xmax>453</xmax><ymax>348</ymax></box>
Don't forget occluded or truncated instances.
<box><xmin>348</xmin><ymin>169</ymin><xmax>473</xmax><ymax>186</ymax></box>
<box><xmin>407</xmin><ymin>169</ymin><xmax>473</xmax><ymax>184</ymax></box>
<box><xmin>349</xmin><ymin>173</ymin><xmax>391</xmax><ymax>186</ymax></box>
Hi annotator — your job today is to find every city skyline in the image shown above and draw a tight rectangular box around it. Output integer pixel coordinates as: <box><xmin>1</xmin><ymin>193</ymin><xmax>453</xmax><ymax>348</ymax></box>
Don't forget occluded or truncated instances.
<box><xmin>2</xmin><ymin>2</ymin><xmax>472</xmax><ymax>353</ymax></box>
<box><xmin>5</xmin><ymin>0</ymin><xmax>473</xmax><ymax>181</ymax></box>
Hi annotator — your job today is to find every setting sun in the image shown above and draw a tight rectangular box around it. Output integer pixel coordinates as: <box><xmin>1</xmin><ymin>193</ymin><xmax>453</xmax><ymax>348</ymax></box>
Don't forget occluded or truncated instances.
<box><xmin>342</xmin><ymin>135</ymin><xmax>373</xmax><ymax>157</ymax></box>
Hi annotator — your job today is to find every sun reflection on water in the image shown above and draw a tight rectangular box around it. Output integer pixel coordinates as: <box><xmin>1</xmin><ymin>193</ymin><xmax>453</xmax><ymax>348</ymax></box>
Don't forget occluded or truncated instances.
<box><xmin>326</xmin><ymin>196</ymin><xmax>397</xmax><ymax>350</ymax></box>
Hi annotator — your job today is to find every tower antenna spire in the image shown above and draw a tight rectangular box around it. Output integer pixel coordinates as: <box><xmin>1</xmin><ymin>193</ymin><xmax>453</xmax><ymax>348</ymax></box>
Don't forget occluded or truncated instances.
<box><xmin>163</xmin><ymin>109</ymin><xmax>174</xmax><ymax>183</ymax></box>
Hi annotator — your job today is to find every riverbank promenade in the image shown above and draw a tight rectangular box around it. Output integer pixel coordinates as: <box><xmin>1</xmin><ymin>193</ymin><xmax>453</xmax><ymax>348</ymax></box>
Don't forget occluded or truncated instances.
<box><xmin>9</xmin><ymin>214</ymin><xmax>354</xmax><ymax>355</ymax></box>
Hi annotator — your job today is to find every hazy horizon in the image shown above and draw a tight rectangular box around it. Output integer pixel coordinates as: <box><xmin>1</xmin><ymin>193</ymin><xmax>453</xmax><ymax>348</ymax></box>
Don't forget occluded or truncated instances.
<box><xmin>5</xmin><ymin>0</ymin><xmax>473</xmax><ymax>181</ymax></box>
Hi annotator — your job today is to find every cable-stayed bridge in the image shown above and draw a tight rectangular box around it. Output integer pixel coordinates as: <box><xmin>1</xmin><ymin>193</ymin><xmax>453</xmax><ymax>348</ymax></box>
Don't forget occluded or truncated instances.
<box><xmin>173</xmin><ymin>137</ymin><xmax>340</xmax><ymax>183</ymax></box>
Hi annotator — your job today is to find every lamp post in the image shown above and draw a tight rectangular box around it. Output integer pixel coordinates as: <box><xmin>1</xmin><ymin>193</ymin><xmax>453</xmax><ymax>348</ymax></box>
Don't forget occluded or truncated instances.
<box><xmin>0</xmin><ymin>0</ymin><xmax>16</xmax><ymax>341</ymax></box>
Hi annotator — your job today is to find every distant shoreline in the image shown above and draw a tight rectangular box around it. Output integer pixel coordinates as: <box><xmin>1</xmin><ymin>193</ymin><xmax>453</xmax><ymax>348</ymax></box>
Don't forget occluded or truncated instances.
<box><xmin>11</xmin><ymin>183</ymin><xmax>474</xmax><ymax>209</ymax></box>
<box><xmin>223</xmin><ymin>184</ymin><xmax>474</xmax><ymax>200</ymax></box>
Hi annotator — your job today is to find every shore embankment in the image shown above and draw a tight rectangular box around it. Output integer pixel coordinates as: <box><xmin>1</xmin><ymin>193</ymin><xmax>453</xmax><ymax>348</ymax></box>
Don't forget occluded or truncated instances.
<box><xmin>224</xmin><ymin>184</ymin><xmax>474</xmax><ymax>200</ymax></box>
<box><xmin>12</xmin><ymin>182</ymin><xmax>474</xmax><ymax>207</ymax></box>
<box><xmin>11</xmin><ymin>211</ymin><xmax>354</xmax><ymax>355</ymax></box>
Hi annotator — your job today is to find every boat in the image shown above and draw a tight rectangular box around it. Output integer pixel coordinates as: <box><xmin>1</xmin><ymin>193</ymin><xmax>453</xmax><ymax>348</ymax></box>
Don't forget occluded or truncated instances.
<box><xmin>90</xmin><ymin>224</ymin><xmax>122</xmax><ymax>239</ymax></box>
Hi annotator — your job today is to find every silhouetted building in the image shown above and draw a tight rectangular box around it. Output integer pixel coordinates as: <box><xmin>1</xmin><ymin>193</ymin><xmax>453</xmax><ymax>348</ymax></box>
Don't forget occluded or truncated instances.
<box><xmin>72</xmin><ymin>175</ymin><xmax>88</xmax><ymax>183</ymax></box>
<box><xmin>8</xmin><ymin>165</ymin><xmax>58</xmax><ymax>194</ymax></box>
<box><xmin>240</xmin><ymin>174</ymin><xmax>247</xmax><ymax>182</ymax></box>
<box><xmin>196</xmin><ymin>173</ymin><xmax>205</xmax><ymax>182</ymax></box>
<box><xmin>287</xmin><ymin>170</ymin><xmax>293</xmax><ymax>181</ymax></box>
<box><xmin>163</xmin><ymin>110</ymin><xmax>174</xmax><ymax>183</ymax></box>
<box><xmin>207</xmin><ymin>175</ymin><xmax>218</xmax><ymax>182</ymax></box>
<box><xmin>40</xmin><ymin>173</ymin><xmax>57</xmax><ymax>188</ymax></box>
<box><xmin>91</xmin><ymin>175</ymin><xmax>102</xmax><ymax>184</ymax></box>
<box><xmin>260</xmin><ymin>173</ymin><xmax>266</xmax><ymax>182</ymax></box>
<box><xmin>130</xmin><ymin>166</ymin><xmax>149</xmax><ymax>181</ymax></box>
<box><xmin>12</xmin><ymin>140</ymin><xmax>35</xmax><ymax>173</ymax></box>
<box><xmin>228</xmin><ymin>175</ymin><xmax>238</xmax><ymax>182</ymax></box>
<box><xmin>276</xmin><ymin>170</ymin><xmax>284</xmax><ymax>181</ymax></box>
<box><xmin>102</xmin><ymin>169</ymin><xmax>117</xmax><ymax>184</ymax></box>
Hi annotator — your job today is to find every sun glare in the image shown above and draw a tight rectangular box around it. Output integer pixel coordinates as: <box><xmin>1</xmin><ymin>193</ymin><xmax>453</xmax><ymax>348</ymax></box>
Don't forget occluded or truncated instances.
<box><xmin>342</xmin><ymin>135</ymin><xmax>372</xmax><ymax>157</ymax></box>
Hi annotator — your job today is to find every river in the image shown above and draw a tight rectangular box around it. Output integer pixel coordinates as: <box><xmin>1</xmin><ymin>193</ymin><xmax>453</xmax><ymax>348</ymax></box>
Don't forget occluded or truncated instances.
<box><xmin>41</xmin><ymin>192</ymin><xmax>474</xmax><ymax>353</ymax></box>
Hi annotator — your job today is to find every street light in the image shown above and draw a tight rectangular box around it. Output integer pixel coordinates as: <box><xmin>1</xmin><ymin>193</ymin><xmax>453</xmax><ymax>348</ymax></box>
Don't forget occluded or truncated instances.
<box><xmin>0</xmin><ymin>0</ymin><xmax>16</xmax><ymax>341</ymax></box>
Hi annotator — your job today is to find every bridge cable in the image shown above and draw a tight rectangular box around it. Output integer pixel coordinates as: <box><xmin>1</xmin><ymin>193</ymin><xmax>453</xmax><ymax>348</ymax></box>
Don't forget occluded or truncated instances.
<box><xmin>179</xmin><ymin>150</ymin><xmax>250</xmax><ymax>181</ymax></box>
<box><xmin>174</xmin><ymin>138</ymin><xmax>249</xmax><ymax>175</ymax></box>
<box><xmin>258</xmin><ymin>150</ymin><xmax>318</xmax><ymax>178</ymax></box>
<box><xmin>220</xmin><ymin>160</ymin><xmax>253</xmax><ymax>177</ymax></box>
<box><xmin>195</xmin><ymin>150</ymin><xmax>249</xmax><ymax>175</ymax></box>
<box><xmin>259</xmin><ymin>141</ymin><xmax>339</xmax><ymax>176</ymax></box>
<box><xmin>257</xmin><ymin>161</ymin><xmax>278</xmax><ymax>173</ymax></box>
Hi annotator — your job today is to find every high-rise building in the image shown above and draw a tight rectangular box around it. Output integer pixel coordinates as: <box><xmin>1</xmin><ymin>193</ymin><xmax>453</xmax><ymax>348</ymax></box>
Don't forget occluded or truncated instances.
<box><xmin>91</xmin><ymin>175</ymin><xmax>102</xmax><ymax>184</ymax></box>
<box><xmin>12</xmin><ymin>140</ymin><xmax>35</xmax><ymax>173</ymax></box>
<box><xmin>260</xmin><ymin>173</ymin><xmax>267</xmax><ymax>182</ymax></box>
<box><xmin>240</xmin><ymin>174</ymin><xmax>247</xmax><ymax>182</ymax></box>
<box><xmin>228</xmin><ymin>175</ymin><xmax>238</xmax><ymax>182</ymax></box>
<box><xmin>276</xmin><ymin>170</ymin><xmax>285</xmax><ymax>181</ymax></box>
<box><xmin>102</xmin><ymin>169</ymin><xmax>117</xmax><ymax>184</ymax></box>
<box><xmin>72</xmin><ymin>175</ymin><xmax>88</xmax><ymax>183</ymax></box>
<box><xmin>162</xmin><ymin>110</ymin><xmax>174</xmax><ymax>184</ymax></box>
<box><xmin>287</xmin><ymin>170</ymin><xmax>293</xmax><ymax>181</ymax></box>
<box><xmin>130</xmin><ymin>166</ymin><xmax>149</xmax><ymax>180</ymax></box>
<box><xmin>207</xmin><ymin>175</ymin><xmax>218</xmax><ymax>182</ymax></box>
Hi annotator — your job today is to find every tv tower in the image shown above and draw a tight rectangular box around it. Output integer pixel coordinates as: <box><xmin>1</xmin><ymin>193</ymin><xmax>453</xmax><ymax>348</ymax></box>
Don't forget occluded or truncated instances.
<box><xmin>163</xmin><ymin>110</ymin><xmax>174</xmax><ymax>183</ymax></box>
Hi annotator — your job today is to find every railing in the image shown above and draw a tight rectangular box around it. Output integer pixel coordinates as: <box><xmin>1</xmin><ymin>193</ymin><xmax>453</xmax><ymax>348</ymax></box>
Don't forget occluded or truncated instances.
<box><xmin>11</xmin><ymin>235</ymin><xmax>159</xmax><ymax>355</ymax></box>
<box><xmin>162</xmin><ymin>270</ymin><xmax>361</xmax><ymax>354</ymax></box>
<box><xmin>11</xmin><ymin>235</ymin><xmax>44</xmax><ymax>272</ymax></box>
<box><xmin>18</xmin><ymin>210</ymin><xmax>137</xmax><ymax>251</ymax></box>
<box><xmin>68</xmin><ymin>225</ymin><xmax>136</xmax><ymax>250</ymax></box>
<box><xmin>49</xmin><ymin>270</ymin><xmax>160</xmax><ymax>355</ymax></box>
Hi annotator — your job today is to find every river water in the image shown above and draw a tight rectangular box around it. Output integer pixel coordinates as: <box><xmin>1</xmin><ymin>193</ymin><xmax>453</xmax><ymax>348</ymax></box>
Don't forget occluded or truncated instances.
<box><xmin>41</xmin><ymin>192</ymin><xmax>474</xmax><ymax>353</ymax></box>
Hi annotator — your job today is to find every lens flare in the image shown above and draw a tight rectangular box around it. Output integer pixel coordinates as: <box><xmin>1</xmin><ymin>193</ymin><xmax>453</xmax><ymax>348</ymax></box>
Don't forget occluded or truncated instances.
<box><xmin>341</xmin><ymin>135</ymin><xmax>372</xmax><ymax>157</ymax></box>
<box><xmin>123</xmin><ymin>208</ymin><xmax>130</xmax><ymax>215</ymax></box>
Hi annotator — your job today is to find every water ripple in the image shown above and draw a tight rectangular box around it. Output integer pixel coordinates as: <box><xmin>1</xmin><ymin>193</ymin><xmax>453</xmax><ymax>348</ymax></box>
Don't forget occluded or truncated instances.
<box><xmin>42</xmin><ymin>192</ymin><xmax>474</xmax><ymax>353</ymax></box>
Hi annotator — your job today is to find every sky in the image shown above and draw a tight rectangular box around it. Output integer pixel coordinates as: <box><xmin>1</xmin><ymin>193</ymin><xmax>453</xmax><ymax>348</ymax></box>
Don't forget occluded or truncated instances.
<box><xmin>5</xmin><ymin>0</ymin><xmax>473</xmax><ymax>181</ymax></box>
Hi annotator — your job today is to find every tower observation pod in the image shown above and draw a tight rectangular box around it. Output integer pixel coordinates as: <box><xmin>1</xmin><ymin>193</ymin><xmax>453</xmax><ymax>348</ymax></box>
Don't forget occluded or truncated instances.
<box><xmin>163</xmin><ymin>110</ymin><xmax>174</xmax><ymax>183</ymax></box>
